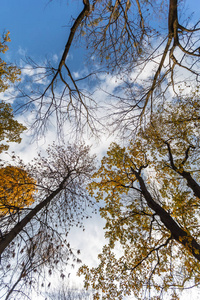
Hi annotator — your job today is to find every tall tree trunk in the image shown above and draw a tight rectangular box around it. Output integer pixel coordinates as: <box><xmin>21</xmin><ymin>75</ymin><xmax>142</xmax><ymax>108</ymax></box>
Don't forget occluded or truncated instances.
<box><xmin>132</xmin><ymin>168</ymin><xmax>200</xmax><ymax>261</ymax></box>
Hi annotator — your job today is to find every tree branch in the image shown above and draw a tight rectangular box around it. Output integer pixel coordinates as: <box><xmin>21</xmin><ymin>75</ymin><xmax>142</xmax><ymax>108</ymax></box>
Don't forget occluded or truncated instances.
<box><xmin>131</xmin><ymin>167</ymin><xmax>200</xmax><ymax>262</ymax></box>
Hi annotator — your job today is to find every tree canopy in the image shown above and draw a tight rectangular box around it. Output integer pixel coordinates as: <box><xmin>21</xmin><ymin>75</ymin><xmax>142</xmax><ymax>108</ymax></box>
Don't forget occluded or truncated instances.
<box><xmin>79</xmin><ymin>95</ymin><xmax>200</xmax><ymax>299</ymax></box>
<box><xmin>15</xmin><ymin>0</ymin><xmax>200</xmax><ymax>137</ymax></box>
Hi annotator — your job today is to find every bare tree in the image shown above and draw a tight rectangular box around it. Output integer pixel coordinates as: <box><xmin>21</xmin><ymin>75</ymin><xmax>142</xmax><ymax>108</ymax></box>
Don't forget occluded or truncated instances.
<box><xmin>15</xmin><ymin>0</ymin><xmax>99</xmax><ymax>138</ymax></box>
<box><xmin>14</xmin><ymin>0</ymin><xmax>200</xmax><ymax>138</ymax></box>
<box><xmin>82</xmin><ymin>0</ymin><xmax>200</xmax><ymax>133</ymax></box>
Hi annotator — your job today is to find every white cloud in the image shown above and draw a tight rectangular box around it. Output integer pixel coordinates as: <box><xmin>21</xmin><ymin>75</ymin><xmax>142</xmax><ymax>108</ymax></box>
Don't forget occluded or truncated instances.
<box><xmin>52</xmin><ymin>53</ymin><xmax>58</xmax><ymax>63</ymax></box>
<box><xmin>17</xmin><ymin>46</ymin><xmax>27</xmax><ymax>56</ymax></box>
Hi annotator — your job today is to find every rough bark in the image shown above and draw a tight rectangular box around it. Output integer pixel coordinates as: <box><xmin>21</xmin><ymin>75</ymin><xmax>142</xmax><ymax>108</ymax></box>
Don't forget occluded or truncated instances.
<box><xmin>168</xmin><ymin>0</ymin><xmax>178</xmax><ymax>36</ymax></box>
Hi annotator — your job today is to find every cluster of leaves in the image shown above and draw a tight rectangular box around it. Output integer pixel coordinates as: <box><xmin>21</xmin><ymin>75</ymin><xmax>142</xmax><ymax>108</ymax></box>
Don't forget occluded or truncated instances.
<box><xmin>0</xmin><ymin>31</ymin><xmax>26</xmax><ymax>153</ymax></box>
<box><xmin>0</xmin><ymin>101</ymin><xmax>27</xmax><ymax>153</ymax></box>
<box><xmin>0</xmin><ymin>166</ymin><xmax>36</xmax><ymax>216</ymax></box>
<box><xmin>79</xmin><ymin>95</ymin><xmax>200</xmax><ymax>299</ymax></box>
<box><xmin>0</xmin><ymin>31</ymin><xmax>21</xmax><ymax>93</ymax></box>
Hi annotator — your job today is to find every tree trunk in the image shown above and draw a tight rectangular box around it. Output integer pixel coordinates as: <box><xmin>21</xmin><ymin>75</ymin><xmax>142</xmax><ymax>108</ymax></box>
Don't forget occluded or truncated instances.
<box><xmin>58</xmin><ymin>0</ymin><xmax>90</xmax><ymax>71</ymax></box>
<box><xmin>0</xmin><ymin>174</ymin><xmax>70</xmax><ymax>255</ymax></box>
<box><xmin>133</xmin><ymin>169</ymin><xmax>200</xmax><ymax>261</ymax></box>
<box><xmin>168</xmin><ymin>0</ymin><xmax>178</xmax><ymax>36</ymax></box>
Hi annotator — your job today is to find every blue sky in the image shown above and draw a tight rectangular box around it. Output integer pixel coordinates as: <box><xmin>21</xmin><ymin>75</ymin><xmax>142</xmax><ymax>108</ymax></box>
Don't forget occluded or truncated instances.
<box><xmin>0</xmin><ymin>0</ymin><xmax>85</xmax><ymax>70</ymax></box>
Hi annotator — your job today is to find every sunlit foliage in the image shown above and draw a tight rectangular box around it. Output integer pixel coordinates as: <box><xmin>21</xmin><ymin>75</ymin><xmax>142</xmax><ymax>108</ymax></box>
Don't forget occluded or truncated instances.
<box><xmin>0</xmin><ymin>31</ymin><xmax>26</xmax><ymax>152</ymax></box>
<box><xmin>0</xmin><ymin>166</ymin><xmax>36</xmax><ymax>216</ymax></box>
<box><xmin>79</xmin><ymin>96</ymin><xmax>200</xmax><ymax>300</ymax></box>
<box><xmin>0</xmin><ymin>31</ymin><xmax>21</xmax><ymax>93</ymax></box>
<box><xmin>0</xmin><ymin>101</ymin><xmax>27</xmax><ymax>153</ymax></box>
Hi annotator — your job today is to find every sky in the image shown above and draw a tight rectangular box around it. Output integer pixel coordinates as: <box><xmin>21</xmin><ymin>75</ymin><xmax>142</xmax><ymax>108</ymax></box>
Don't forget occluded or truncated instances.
<box><xmin>1</xmin><ymin>0</ymin><xmax>84</xmax><ymax>66</ymax></box>
<box><xmin>1</xmin><ymin>0</ymin><xmax>200</xmax><ymax>299</ymax></box>
<box><xmin>1</xmin><ymin>0</ymin><xmax>200</xmax><ymax>68</ymax></box>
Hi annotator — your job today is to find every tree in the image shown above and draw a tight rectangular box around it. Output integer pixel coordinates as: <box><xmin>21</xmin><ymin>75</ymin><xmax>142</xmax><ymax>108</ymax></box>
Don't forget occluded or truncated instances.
<box><xmin>79</xmin><ymin>0</ymin><xmax>200</xmax><ymax>123</ymax></box>
<box><xmin>0</xmin><ymin>166</ymin><xmax>36</xmax><ymax>217</ymax></box>
<box><xmin>16</xmin><ymin>1</ymin><xmax>95</xmax><ymax>137</ymax></box>
<box><xmin>0</xmin><ymin>143</ymin><xmax>96</xmax><ymax>299</ymax></box>
<box><xmin>15</xmin><ymin>0</ymin><xmax>200</xmax><ymax>137</ymax></box>
<box><xmin>82</xmin><ymin>0</ymin><xmax>200</xmax><ymax>135</ymax></box>
<box><xmin>0</xmin><ymin>31</ymin><xmax>26</xmax><ymax>152</ymax></box>
<box><xmin>79</xmin><ymin>95</ymin><xmax>200</xmax><ymax>299</ymax></box>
